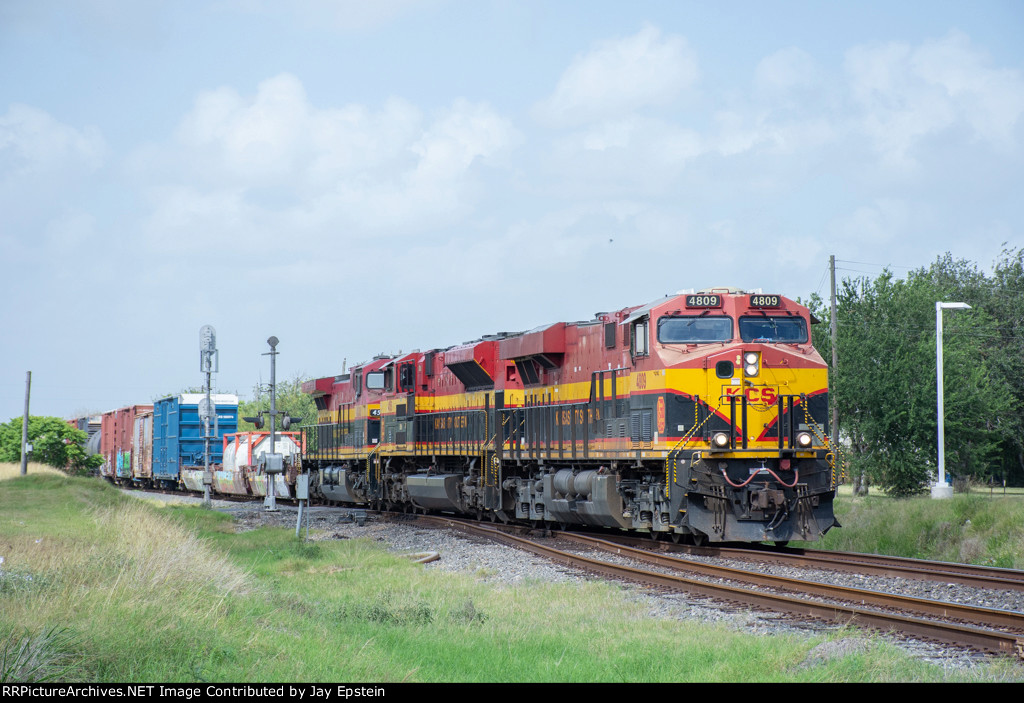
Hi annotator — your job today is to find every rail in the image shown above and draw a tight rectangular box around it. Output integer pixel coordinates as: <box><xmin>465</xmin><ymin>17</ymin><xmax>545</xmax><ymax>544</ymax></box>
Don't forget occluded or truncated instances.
<box><xmin>418</xmin><ymin>516</ymin><xmax>1024</xmax><ymax>659</ymax></box>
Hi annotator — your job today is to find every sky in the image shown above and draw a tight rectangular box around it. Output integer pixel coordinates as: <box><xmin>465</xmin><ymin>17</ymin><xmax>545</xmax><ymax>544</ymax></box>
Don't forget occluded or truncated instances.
<box><xmin>1</xmin><ymin>0</ymin><xmax>1022</xmax><ymax>422</ymax></box>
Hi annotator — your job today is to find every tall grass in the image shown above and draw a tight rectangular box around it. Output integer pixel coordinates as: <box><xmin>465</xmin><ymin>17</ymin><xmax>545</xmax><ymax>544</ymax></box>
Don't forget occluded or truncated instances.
<box><xmin>92</xmin><ymin>502</ymin><xmax>249</xmax><ymax>599</ymax></box>
<box><xmin>0</xmin><ymin>465</ymin><xmax>251</xmax><ymax>681</ymax></box>
<box><xmin>0</xmin><ymin>626</ymin><xmax>80</xmax><ymax>683</ymax></box>
<box><xmin>815</xmin><ymin>489</ymin><xmax>1024</xmax><ymax>568</ymax></box>
<box><xmin>0</xmin><ymin>462</ymin><xmax>65</xmax><ymax>481</ymax></box>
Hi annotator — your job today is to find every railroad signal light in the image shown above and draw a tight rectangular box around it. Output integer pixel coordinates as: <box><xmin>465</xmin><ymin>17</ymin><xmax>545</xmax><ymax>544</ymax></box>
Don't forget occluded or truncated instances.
<box><xmin>242</xmin><ymin>413</ymin><xmax>265</xmax><ymax>429</ymax></box>
<box><xmin>199</xmin><ymin>325</ymin><xmax>219</xmax><ymax>373</ymax></box>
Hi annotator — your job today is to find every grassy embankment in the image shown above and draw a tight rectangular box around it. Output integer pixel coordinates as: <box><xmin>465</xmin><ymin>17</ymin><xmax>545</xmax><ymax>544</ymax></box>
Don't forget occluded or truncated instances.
<box><xmin>1</xmin><ymin>463</ymin><xmax>1021</xmax><ymax>683</ymax></box>
<box><xmin>808</xmin><ymin>484</ymin><xmax>1024</xmax><ymax>569</ymax></box>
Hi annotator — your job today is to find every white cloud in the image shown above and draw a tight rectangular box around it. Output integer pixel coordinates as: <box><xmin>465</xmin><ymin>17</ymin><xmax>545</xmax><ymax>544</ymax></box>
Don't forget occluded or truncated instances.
<box><xmin>411</xmin><ymin>99</ymin><xmax>515</xmax><ymax>181</ymax></box>
<box><xmin>709</xmin><ymin>109</ymin><xmax>836</xmax><ymax>159</ymax></box>
<box><xmin>534</xmin><ymin>25</ymin><xmax>699</xmax><ymax>127</ymax></box>
<box><xmin>0</xmin><ymin>104</ymin><xmax>104</xmax><ymax>178</ymax></box>
<box><xmin>912</xmin><ymin>32</ymin><xmax>1024</xmax><ymax>144</ymax></box>
<box><xmin>140</xmin><ymin>74</ymin><xmax>519</xmax><ymax>245</ymax></box>
<box><xmin>176</xmin><ymin>75</ymin><xmax>315</xmax><ymax>184</ymax></box>
<box><xmin>537</xmin><ymin>116</ymin><xmax>703</xmax><ymax>198</ymax></box>
<box><xmin>142</xmin><ymin>186</ymin><xmax>250</xmax><ymax>254</ymax></box>
<box><xmin>0</xmin><ymin>105</ymin><xmax>106</xmax><ymax>264</ymax></box>
<box><xmin>845</xmin><ymin>32</ymin><xmax>1024</xmax><ymax>169</ymax></box>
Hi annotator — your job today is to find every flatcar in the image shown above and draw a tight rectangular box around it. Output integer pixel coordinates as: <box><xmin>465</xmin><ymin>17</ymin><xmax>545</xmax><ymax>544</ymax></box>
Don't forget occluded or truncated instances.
<box><xmin>300</xmin><ymin>288</ymin><xmax>840</xmax><ymax>544</ymax></box>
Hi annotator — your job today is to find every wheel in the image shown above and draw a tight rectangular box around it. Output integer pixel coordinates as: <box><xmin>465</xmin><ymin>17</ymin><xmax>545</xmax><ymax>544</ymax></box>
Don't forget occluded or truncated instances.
<box><xmin>692</xmin><ymin>534</ymin><xmax>708</xmax><ymax>547</ymax></box>
<box><xmin>774</xmin><ymin>540</ymin><xmax>790</xmax><ymax>548</ymax></box>
<box><xmin>670</xmin><ymin>533</ymin><xmax>682</xmax><ymax>544</ymax></box>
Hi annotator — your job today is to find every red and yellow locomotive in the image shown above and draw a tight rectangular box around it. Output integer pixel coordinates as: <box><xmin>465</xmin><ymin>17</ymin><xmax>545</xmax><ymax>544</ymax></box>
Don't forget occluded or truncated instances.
<box><xmin>301</xmin><ymin>288</ymin><xmax>839</xmax><ymax>543</ymax></box>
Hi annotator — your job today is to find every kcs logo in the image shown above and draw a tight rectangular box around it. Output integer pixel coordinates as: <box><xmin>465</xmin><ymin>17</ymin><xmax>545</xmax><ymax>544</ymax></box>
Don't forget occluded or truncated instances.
<box><xmin>724</xmin><ymin>386</ymin><xmax>778</xmax><ymax>404</ymax></box>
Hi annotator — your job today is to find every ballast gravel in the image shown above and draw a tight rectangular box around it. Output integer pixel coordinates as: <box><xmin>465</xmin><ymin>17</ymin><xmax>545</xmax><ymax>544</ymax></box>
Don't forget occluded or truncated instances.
<box><xmin>219</xmin><ymin>503</ymin><xmax>1020</xmax><ymax>674</ymax></box>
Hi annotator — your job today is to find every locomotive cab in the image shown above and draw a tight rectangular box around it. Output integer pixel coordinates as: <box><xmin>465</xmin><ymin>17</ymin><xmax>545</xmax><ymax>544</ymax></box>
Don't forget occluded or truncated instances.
<box><xmin>644</xmin><ymin>289</ymin><xmax>837</xmax><ymax>543</ymax></box>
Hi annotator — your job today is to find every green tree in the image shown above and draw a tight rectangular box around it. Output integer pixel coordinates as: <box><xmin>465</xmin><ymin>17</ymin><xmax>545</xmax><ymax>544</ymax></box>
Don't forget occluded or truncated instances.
<box><xmin>237</xmin><ymin>374</ymin><xmax>317</xmax><ymax>433</ymax></box>
<box><xmin>981</xmin><ymin>247</ymin><xmax>1024</xmax><ymax>485</ymax></box>
<box><xmin>812</xmin><ymin>254</ymin><xmax>1019</xmax><ymax>496</ymax></box>
<box><xmin>0</xmin><ymin>416</ymin><xmax>102</xmax><ymax>476</ymax></box>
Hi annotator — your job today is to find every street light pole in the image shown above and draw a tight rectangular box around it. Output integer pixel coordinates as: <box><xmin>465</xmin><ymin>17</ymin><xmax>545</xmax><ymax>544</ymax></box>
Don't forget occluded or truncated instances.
<box><xmin>933</xmin><ymin>301</ymin><xmax>971</xmax><ymax>499</ymax></box>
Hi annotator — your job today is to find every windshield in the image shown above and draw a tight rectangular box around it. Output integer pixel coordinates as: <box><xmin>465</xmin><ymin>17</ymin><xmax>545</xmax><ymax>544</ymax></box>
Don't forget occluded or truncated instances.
<box><xmin>658</xmin><ymin>316</ymin><xmax>733</xmax><ymax>344</ymax></box>
<box><xmin>739</xmin><ymin>316</ymin><xmax>808</xmax><ymax>343</ymax></box>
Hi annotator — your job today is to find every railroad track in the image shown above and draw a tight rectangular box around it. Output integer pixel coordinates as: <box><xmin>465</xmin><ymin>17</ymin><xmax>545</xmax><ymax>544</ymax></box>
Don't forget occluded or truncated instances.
<box><xmin>415</xmin><ymin>515</ymin><xmax>1024</xmax><ymax>660</ymax></box>
<box><xmin>569</xmin><ymin>532</ymin><xmax>1024</xmax><ymax>593</ymax></box>
<box><xmin>760</xmin><ymin>546</ymin><xmax>1024</xmax><ymax>591</ymax></box>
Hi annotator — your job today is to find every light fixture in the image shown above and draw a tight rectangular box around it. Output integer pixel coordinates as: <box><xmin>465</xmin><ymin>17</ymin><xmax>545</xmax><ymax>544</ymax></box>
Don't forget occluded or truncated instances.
<box><xmin>744</xmin><ymin>351</ymin><xmax>759</xmax><ymax>377</ymax></box>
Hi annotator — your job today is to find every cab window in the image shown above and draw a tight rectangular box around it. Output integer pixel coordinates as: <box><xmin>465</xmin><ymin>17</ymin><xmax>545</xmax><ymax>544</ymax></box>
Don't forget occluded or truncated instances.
<box><xmin>630</xmin><ymin>318</ymin><xmax>649</xmax><ymax>358</ymax></box>
<box><xmin>738</xmin><ymin>316</ymin><xmax>807</xmax><ymax>343</ymax></box>
<box><xmin>657</xmin><ymin>316</ymin><xmax>733</xmax><ymax>344</ymax></box>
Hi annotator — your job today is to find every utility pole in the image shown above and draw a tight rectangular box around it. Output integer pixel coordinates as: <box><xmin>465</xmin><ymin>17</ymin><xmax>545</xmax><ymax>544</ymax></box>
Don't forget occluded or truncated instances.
<box><xmin>20</xmin><ymin>371</ymin><xmax>31</xmax><ymax>475</ymax></box>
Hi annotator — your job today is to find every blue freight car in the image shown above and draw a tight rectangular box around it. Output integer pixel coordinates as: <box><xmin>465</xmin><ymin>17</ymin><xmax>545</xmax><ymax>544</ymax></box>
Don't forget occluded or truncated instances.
<box><xmin>152</xmin><ymin>393</ymin><xmax>239</xmax><ymax>488</ymax></box>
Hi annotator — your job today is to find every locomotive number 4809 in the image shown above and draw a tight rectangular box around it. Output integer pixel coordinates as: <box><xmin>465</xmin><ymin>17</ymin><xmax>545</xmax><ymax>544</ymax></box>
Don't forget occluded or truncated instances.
<box><xmin>749</xmin><ymin>294</ymin><xmax>781</xmax><ymax>308</ymax></box>
<box><xmin>685</xmin><ymin>294</ymin><xmax>721</xmax><ymax>308</ymax></box>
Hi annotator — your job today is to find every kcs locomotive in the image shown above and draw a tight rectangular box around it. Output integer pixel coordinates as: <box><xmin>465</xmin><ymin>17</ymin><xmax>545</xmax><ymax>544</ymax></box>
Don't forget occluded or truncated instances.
<box><xmin>300</xmin><ymin>288</ymin><xmax>839</xmax><ymax>544</ymax></box>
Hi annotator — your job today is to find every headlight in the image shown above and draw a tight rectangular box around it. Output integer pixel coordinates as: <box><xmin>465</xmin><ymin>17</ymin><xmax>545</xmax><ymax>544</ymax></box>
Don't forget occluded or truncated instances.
<box><xmin>743</xmin><ymin>351</ymin><xmax>759</xmax><ymax>377</ymax></box>
<box><xmin>796</xmin><ymin>432</ymin><xmax>813</xmax><ymax>448</ymax></box>
<box><xmin>712</xmin><ymin>432</ymin><xmax>730</xmax><ymax>448</ymax></box>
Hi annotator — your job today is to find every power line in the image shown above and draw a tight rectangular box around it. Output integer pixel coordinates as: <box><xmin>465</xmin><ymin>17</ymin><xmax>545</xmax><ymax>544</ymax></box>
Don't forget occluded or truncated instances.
<box><xmin>835</xmin><ymin>259</ymin><xmax>915</xmax><ymax>269</ymax></box>
<box><xmin>835</xmin><ymin>266</ymin><xmax>891</xmax><ymax>276</ymax></box>
<box><xmin>814</xmin><ymin>265</ymin><xmax>829</xmax><ymax>298</ymax></box>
